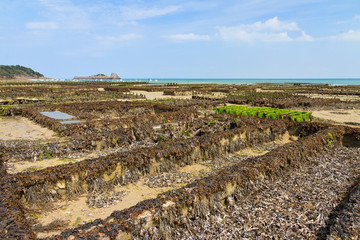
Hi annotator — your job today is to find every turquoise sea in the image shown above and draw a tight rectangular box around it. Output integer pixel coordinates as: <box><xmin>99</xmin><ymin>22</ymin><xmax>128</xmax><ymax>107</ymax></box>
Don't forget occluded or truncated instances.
<box><xmin>125</xmin><ymin>78</ymin><xmax>360</xmax><ymax>86</ymax></box>
<box><xmin>40</xmin><ymin>78</ymin><xmax>360</xmax><ymax>86</ymax></box>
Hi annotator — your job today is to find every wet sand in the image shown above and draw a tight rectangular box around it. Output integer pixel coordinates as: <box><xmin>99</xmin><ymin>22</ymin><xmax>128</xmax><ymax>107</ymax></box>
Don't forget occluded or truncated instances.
<box><xmin>298</xmin><ymin>93</ymin><xmax>360</xmax><ymax>102</ymax></box>
<box><xmin>312</xmin><ymin>109</ymin><xmax>360</xmax><ymax>126</ymax></box>
<box><xmin>0</xmin><ymin>117</ymin><xmax>57</xmax><ymax>141</ymax></box>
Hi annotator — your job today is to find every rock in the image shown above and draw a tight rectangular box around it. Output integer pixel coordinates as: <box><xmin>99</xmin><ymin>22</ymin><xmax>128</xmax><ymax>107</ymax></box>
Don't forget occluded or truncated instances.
<box><xmin>57</xmin><ymin>181</ymin><xmax>66</xmax><ymax>189</ymax></box>
<box><xmin>226</xmin><ymin>196</ymin><xmax>235</xmax><ymax>206</ymax></box>
<box><xmin>74</xmin><ymin>73</ymin><xmax>121</xmax><ymax>79</ymax></box>
<box><xmin>110</xmin><ymin>73</ymin><xmax>120</xmax><ymax>79</ymax></box>
<box><xmin>290</xmin><ymin>135</ymin><xmax>299</xmax><ymax>141</ymax></box>
<box><xmin>50</xmin><ymin>189</ymin><xmax>57</xmax><ymax>195</ymax></box>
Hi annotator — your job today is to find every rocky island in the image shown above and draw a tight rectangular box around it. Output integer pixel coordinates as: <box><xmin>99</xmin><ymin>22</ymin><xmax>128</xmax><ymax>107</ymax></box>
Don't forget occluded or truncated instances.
<box><xmin>74</xmin><ymin>72</ymin><xmax>121</xmax><ymax>80</ymax></box>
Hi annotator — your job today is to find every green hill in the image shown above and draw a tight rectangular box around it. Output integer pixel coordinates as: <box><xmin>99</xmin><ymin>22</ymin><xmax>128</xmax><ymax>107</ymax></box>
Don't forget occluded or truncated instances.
<box><xmin>0</xmin><ymin>65</ymin><xmax>44</xmax><ymax>79</ymax></box>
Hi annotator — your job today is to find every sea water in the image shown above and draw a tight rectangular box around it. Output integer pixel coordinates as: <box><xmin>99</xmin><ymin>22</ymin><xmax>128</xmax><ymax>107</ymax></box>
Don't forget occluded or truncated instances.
<box><xmin>126</xmin><ymin>78</ymin><xmax>360</xmax><ymax>86</ymax></box>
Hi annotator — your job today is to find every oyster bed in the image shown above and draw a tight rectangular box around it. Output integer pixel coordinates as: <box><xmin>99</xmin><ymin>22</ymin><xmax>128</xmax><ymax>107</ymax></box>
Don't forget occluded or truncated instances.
<box><xmin>165</xmin><ymin>147</ymin><xmax>360</xmax><ymax>239</ymax></box>
<box><xmin>327</xmin><ymin>178</ymin><xmax>360</xmax><ymax>239</ymax></box>
<box><xmin>1</xmin><ymin>82</ymin><xmax>360</xmax><ymax>239</ymax></box>
<box><xmin>22</xmin><ymin>125</ymin><xmax>354</xmax><ymax>239</ymax></box>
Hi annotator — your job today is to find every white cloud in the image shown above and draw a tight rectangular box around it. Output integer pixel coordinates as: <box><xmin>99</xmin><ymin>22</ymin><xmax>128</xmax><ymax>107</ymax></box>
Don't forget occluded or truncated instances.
<box><xmin>241</xmin><ymin>17</ymin><xmax>299</xmax><ymax>32</ymax></box>
<box><xmin>218</xmin><ymin>28</ymin><xmax>292</xmax><ymax>42</ymax></box>
<box><xmin>336</xmin><ymin>15</ymin><xmax>360</xmax><ymax>25</ymax></box>
<box><xmin>38</xmin><ymin>1</ymin><xmax>180</xmax><ymax>30</ymax></box>
<box><xmin>329</xmin><ymin>30</ymin><xmax>360</xmax><ymax>41</ymax></box>
<box><xmin>95</xmin><ymin>33</ymin><xmax>143</xmax><ymax>45</ymax></box>
<box><xmin>297</xmin><ymin>31</ymin><xmax>313</xmax><ymax>41</ymax></box>
<box><xmin>336</xmin><ymin>21</ymin><xmax>346</xmax><ymax>25</ymax></box>
<box><xmin>120</xmin><ymin>6</ymin><xmax>181</xmax><ymax>21</ymax></box>
<box><xmin>40</xmin><ymin>0</ymin><xmax>74</xmax><ymax>12</ymax></box>
<box><xmin>218</xmin><ymin>16</ymin><xmax>311</xmax><ymax>42</ymax></box>
<box><xmin>38</xmin><ymin>0</ymin><xmax>92</xmax><ymax>31</ymax></box>
<box><xmin>166</xmin><ymin>33</ymin><xmax>211</xmax><ymax>41</ymax></box>
<box><xmin>26</xmin><ymin>21</ymin><xmax>58</xmax><ymax>30</ymax></box>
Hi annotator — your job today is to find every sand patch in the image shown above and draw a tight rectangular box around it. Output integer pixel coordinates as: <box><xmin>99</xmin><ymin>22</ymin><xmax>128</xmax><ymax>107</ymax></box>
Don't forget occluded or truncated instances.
<box><xmin>236</xmin><ymin>131</ymin><xmax>294</xmax><ymax>157</ymax></box>
<box><xmin>297</xmin><ymin>93</ymin><xmax>360</xmax><ymax>101</ymax></box>
<box><xmin>131</xmin><ymin>90</ymin><xmax>192</xmax><ymax>100</ymax></box>
<box><xmin>275</xmin><ymin>130</ymin><xmax>296</xmax><ymax>145</ymax></box>
<box><xmin>179</xmin><ymin>164</ymin><xmax>211</xmax><ymax>179</ymax></box>
<box><xmin>0</xmin><ymin>117</ymin><xmax>57</xmax><ymax>141</ymax></box>
<box><xmin>180</xmin><ymin>164</ymin><xmax>210</xmax><ymax>175</ymax></box>
<box><xmin>34</xmin><ymin>179</ymin><xmax>172</xmax><ymax>238</ymax></box>
<box><xmin>312</xmin><ymin>109</ymin><xmax>360</xmax><ymax>126</ymax></box>
<box><xmin>7</xmin><ymin>154</ymin><xmax>96</xmax><ymax>174</ymax></box>
<box><xmin>256</xmin><ymin>88</ymin><xmax>284</xmax><ymax>93</ymax></box>
<box><xmin>237</xmin><ymin>148</ymin><xmax>269</xmax><ymax>156</ymax></box>
<box><xmin>34</xmin><ymin>164</ymin><xmax>210</xmax><ymax>237</ymax></box>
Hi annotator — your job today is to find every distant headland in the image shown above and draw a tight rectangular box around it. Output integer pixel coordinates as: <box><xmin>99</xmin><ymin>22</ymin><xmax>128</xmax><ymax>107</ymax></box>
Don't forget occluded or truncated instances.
<box><xmin>0</xmin><ymin>65</ymin><xmax>44</xmax><ymax>80</ymax></box>
<box><xmin>74</xmin><ymin>73</ymin><xmax>121</xmax><ymax>80</ymax></box>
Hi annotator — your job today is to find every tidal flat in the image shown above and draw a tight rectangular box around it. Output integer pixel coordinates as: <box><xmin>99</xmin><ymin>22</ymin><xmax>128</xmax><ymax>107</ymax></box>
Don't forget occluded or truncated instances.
<box><xmin>0</xmin><ymin>81</ymin><xmax>359</xmax><ymax>239</ymax></box>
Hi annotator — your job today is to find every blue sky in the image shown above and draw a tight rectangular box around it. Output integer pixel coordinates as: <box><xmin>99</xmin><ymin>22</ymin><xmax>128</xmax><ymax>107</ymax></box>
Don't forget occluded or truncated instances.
<box><xmin>0</xmin><ymin>0</ymin><xmax>359</xmax><ymax>78</ymax></box>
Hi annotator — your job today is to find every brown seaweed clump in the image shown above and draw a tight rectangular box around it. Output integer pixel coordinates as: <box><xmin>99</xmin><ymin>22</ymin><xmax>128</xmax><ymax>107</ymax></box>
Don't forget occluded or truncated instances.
<box><xmin>161</xmin><ymin>147</ymin><xmax>360</xmax><ymax>239</ymax></box>
<box><xmin>28</xmin><ymin>126</ymin><xmax>347</xmax><ymax>239</ymax></box>
<box><xmin>325</xmin><ymin>179</ymin><xmax>360</xmax><ymax>239</ymax></box>
<box><xmin>1</xmin><ymin>90</ymin><xmax>359</xmax><ymax>239</ymax></box>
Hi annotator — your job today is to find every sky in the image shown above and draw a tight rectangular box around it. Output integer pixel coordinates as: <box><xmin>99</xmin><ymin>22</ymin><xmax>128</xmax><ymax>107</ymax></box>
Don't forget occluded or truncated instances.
<box><xmin>0</xmin><ymin>0</ymin><xmax>360</xmax><ymax>78</ymax></box>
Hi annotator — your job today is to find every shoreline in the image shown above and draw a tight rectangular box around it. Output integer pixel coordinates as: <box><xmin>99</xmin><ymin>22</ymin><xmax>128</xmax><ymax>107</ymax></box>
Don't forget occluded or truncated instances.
<box><xmin>22</xmin><ymin>78</ymin><xmax>360</xmax><ymax>86</ymax></box>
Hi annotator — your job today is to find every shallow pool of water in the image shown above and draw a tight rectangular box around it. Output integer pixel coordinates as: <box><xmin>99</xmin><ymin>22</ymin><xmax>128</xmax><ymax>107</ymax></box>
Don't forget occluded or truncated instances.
<box><xmin>40</xmin><ymin>111</ymin><xmax>75</xmax><ymax>120</ymax></box>
<box><xmin>59</xmin><ymin>120</ymin><xmax>84</xmax><ymax>124</ymax></box>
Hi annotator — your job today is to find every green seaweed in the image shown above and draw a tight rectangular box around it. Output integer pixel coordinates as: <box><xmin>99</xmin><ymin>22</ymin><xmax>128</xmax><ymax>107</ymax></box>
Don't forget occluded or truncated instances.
<box><xmin>214</xmin><ymin>105</ymin><xmax>312</xmax><ymax>122</ymax></box>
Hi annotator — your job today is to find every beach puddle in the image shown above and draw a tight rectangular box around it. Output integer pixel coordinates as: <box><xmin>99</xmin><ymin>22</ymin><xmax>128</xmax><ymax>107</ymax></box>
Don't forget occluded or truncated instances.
<box><xmin>59</xmin><ymin>120</ymin><xmax>84</xmax><ymax>124</ymax></box>
<box><xmin>40</xmin><ymin>111</ymin><xmax>84</xmax><ymax>124</ymax></box>
<box><xmin>40</xmin><ymin>111</ymin><xmax>75</xmax><ymax>120</ymax></box>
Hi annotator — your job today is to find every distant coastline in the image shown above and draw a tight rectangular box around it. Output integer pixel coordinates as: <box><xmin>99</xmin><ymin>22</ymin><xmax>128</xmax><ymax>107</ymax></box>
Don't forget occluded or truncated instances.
<box><xmin>32</xmin><ymin>78</ymin><xmax>360</xmax><ymax>86</ymax></box>
<box><xmin>0</xmin><ymin>65</ymin><xmax>44</xmax><ymax>80</ymax></box>
<box><xmin>123</xmin><ymin>78</ymin><xmax>360</xmax><ymax>86</ymax></box>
